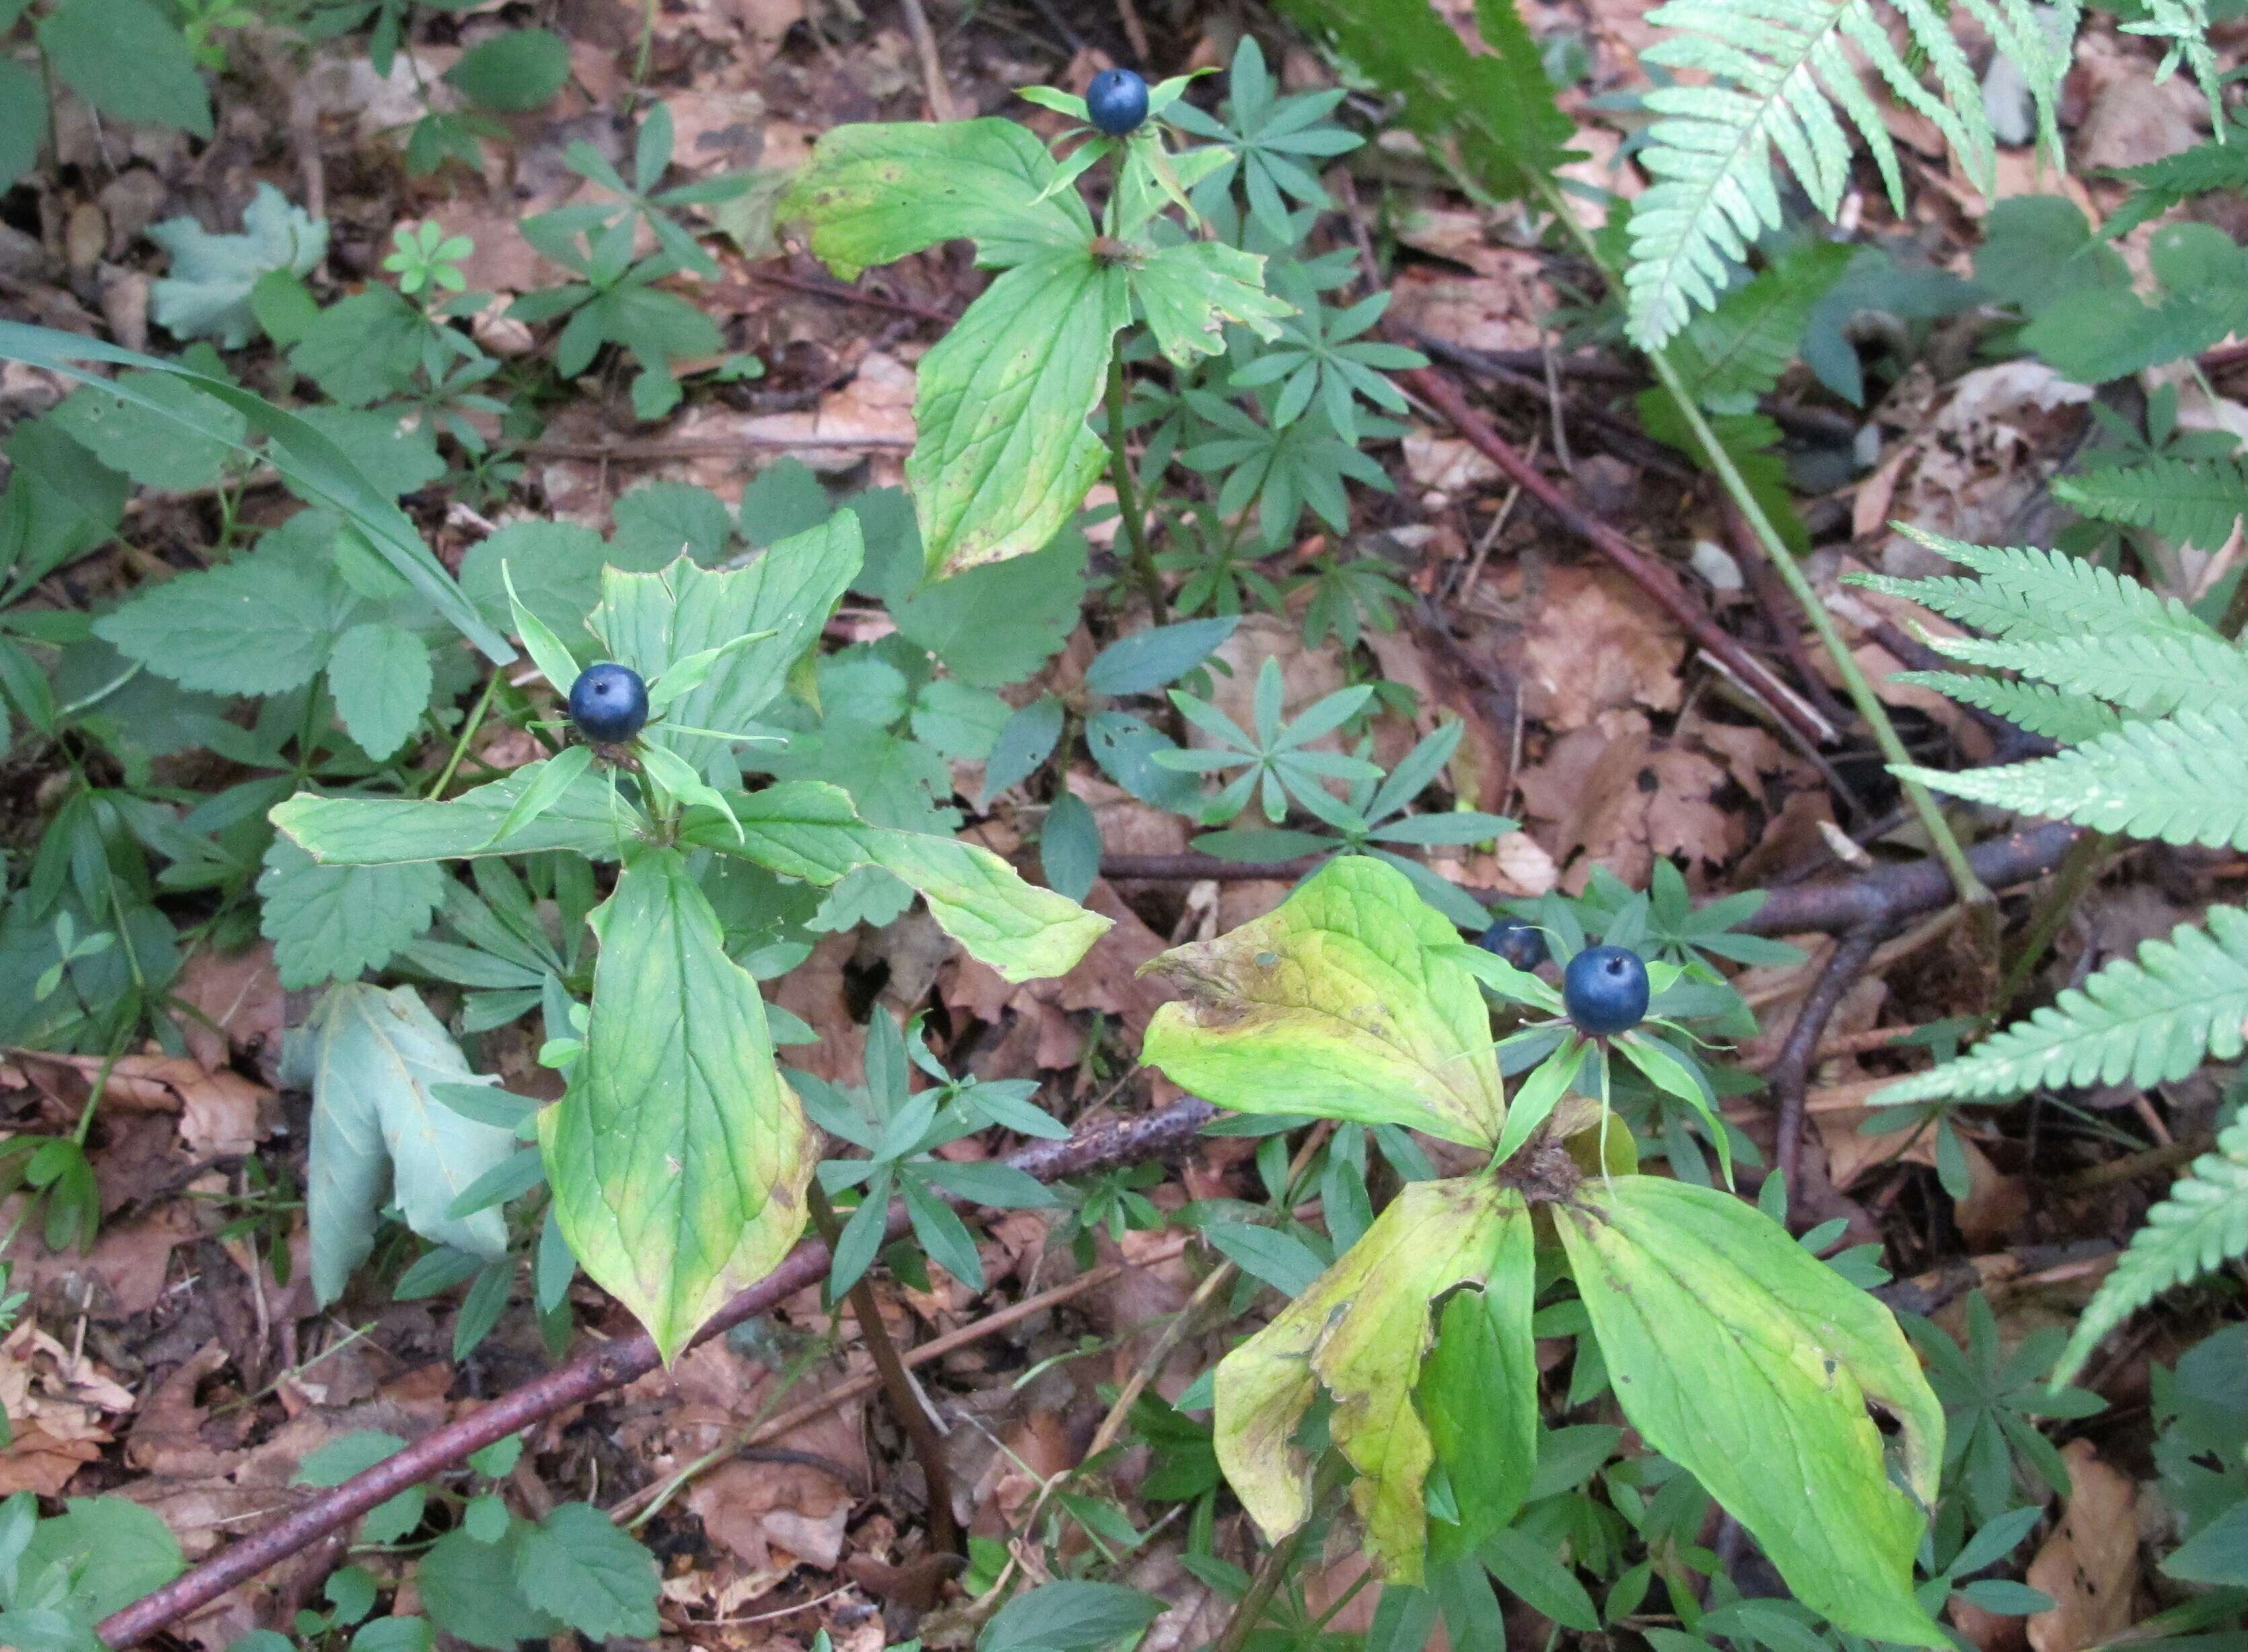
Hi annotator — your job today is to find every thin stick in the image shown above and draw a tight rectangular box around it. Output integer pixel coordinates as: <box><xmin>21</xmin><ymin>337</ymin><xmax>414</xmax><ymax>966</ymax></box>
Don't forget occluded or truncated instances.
<box><xmin>1767</xmin><ymin>925</ymin><xmax>1886</xmax><ymax>1196</ymax></box>
<box><xmin>896</xmin><ymin>0</ymin><xmax>960</xmax><ymax>121</ymax></box>
<box><xmin>96</xmin><ymin>1100</ymin><xmax>1217</xmax><ymax>1648</ymax></box>
<box><xmin>1996</xmin><ymin>830</ymin><xmax>2115</xmax><ymax>1018</ymax></box>
<box><xmin>1106</xmin><ymin>358</ymin><xmax>1167</xmax><ymax>622</ymax></box>
<box><xmin>807</xmin><ymin>1183</ymin><xmax>962</xmax><ymax>1555</ymax></box>
<box><xmin>1401</xmin><ymin>365</ymin><xmax>1835</xmax><ymax>752</ymax></box>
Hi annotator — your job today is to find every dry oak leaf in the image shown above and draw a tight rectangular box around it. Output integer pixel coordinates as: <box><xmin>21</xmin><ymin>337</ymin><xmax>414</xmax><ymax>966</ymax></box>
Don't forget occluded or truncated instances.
<box><xmin>1520</xmin><ymin>563</ymin><xmax>1685</xmax><ymax>732</ymax></box>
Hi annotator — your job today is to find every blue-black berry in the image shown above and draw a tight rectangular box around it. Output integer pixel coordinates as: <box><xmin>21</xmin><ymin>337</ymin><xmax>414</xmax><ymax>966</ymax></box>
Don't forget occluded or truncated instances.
<box><xmin>1562</xmin><ymin>944</ymin><xmax>1650</xmax><ymax>1038</ymax></box>
<box><xmin>1477</xmin><ymin>915</ymin><xmax>1549</xmax><ymax>973</ymax></box>
<box><xmin>569</xmin><ymin>662</ymin><xmax>649</xmax><ymax>744</ymax></box>
<box><xmin>1086</xmin><ymin>68</ymin><xmax>1150</xmax><ymax>136</ymax></box>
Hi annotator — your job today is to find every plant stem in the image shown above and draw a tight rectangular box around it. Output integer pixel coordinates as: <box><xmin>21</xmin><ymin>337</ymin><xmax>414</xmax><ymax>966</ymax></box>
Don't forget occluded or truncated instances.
<box><xmin>1523</xmin><ymin>174</ymin><xmax>1996</xmax><ymax>958</ymax></box>
<box><xmin>1105</xmin><ymin>358</ymin><xmax>1168</xmax><ymax>623</ymax></box>
<box><xmin>427</xmin><ymin>670</ymin><xmax>502</xmax><ymax>800</ymax></box>
<box><xmin>1996</xmin><ymin>829</ymin><xmax>2115</xmax><ymax>1018</ymax></box>
<box><xmin>805</xmin><ymin>1182</ymin><xmax>963</xmax><ymax>1557</ymax></box>
<box><xmin>1209</xmin><ymin>1509</ymin><xmax>1319</xmax><ymax>1652</ymax></box>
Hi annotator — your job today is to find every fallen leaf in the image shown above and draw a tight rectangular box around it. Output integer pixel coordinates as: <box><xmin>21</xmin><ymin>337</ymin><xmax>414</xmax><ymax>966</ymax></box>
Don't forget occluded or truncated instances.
<box><xmin>2027</xmin><ymin>1441</ymin><xmax>2139</xmax><ymax>1652</ymax></box>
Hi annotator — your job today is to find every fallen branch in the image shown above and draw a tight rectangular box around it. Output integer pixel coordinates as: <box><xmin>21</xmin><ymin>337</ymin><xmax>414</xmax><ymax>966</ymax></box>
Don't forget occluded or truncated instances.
<box><xmin>1100</xmin><ymin>819</ymin><xmax>2081</xmax><ymax>936</ymax></box>
<box><xmin>96</xmin><ymin>1100</ymin><xmax>1217</xmax><ymax>1649</ymax></box>
<box><xmin>1765</xmin><ymin>924</ymin><xmax>1887</xmax><ymax>1192</ymax></box>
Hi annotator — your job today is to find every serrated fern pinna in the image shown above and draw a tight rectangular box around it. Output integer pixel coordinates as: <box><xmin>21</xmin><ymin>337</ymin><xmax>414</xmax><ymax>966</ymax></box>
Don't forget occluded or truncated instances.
<box><xmin>1851</xmin><ymin>526</ymin><xmax>2248</xmax><ymax>1385</ymax></box>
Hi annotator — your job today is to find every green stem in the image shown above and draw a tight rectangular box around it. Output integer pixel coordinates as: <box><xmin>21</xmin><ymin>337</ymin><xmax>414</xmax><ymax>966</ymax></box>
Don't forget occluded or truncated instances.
<box><xmin>1996</xmin><ymin>829</ymin><xmax>2114</xmax><ymax>1018</ymax></box>
<box><xmin>1105</xmin><ymin>358</ymin><xmax>1167</xmax><ymax>624</ymax></box>
<box><xmin>1528</xmin><ymin>175</ymin><xmax>1995</xmax><ymax>948</ymax></box>
<box><xmin>428</xmin><ymin>669</ymin><xmax>502</xmax><ymax>800</ymax></box>
<box><xmin>1208</xmin><ymin>1511</ymin><xmax>1318</xmax><ymax>1652</ymax></box>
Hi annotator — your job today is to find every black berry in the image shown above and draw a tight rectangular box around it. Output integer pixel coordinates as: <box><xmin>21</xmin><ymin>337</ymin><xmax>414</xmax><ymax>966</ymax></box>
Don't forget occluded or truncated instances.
<box><xmin>1086</xmin><ymin>68</ymin><xmax>1150</xmax><ymax>136</ymax></box>
<box><xmin>569</xmin><ymin>662</ymin><xmax>649</xmax><ymax>745</ymax></box>
<box><xmin>1477</xmin><ymin>915</ymin><xmax>1549</xmax><ymax>973</ymax></box>
<box><xmin>1562</xmin><ymin>944</ymin><xmax>1650</xmax><ymax>1038</ymax></box>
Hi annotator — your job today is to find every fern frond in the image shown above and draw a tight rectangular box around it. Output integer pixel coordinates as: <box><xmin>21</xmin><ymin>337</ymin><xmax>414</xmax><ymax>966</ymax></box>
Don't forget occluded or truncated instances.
<box><xmin>1873</xmin><ymin>907</ymin><xmax>2248</xmax><ymax>1105</ymax></box>
<box><xmin>1890</xmin><ymin>672</ymin><xmax>2122</xmax><ymax>744</ymax></box>
<box><xmin>2050</xmin><ymin>1113</ymin><xmax>2248</xmax><ymax>1387</ymax></box>
<box><xmin>1924</xmin><ymin>628</ymin><xmax>2248</xmax><ymax>717</ymax></box>
<box><xmin>2122</xmin><ymin>0</ymin><xmax>2226</xmax><ymax>131</ymax></box>
<box><xmin>1667</xmin><ymin>241</ymin><xmax>1858</xmax><ymax>414</ymax></box>
<box><xmin>1896</xmin><ymin>706</ymin><xmax>2248</xmax><ymax>849</ymax></box>
<box><xmin>2052</xmin><ymin>456</ymin><xmax>2248</xmax><ymax>550</ymax></box>
<box><xmin>1625</xmin><ymin>0</ymin><xmax>2069</xmax><ymax>347</ymax></box>
<box><xmin>1848</xmin><ymin>527</ymin><xmax>2217</xmax><ymax>646</ymax></box>
<box><xmin>2105</xmin><ymin>113</ymin><xmax>2248</xmax><ymax>235</ymax></box>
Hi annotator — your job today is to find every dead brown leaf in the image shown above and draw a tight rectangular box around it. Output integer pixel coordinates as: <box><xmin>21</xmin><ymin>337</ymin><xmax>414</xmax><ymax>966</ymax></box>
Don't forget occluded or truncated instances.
<box><xmin>1519</xmin><ymin>563</ymin><xmax>1685</xmax><ymax>732</ymax></box>
<box><xmin>2027</xmin><ymin>1441</ymin><xmax>2140</xmax><ymax>1652</ymax></box>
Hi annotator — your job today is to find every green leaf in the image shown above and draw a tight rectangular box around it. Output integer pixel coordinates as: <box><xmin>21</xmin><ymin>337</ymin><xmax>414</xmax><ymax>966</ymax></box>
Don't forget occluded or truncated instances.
<box><xmin>1130</xmin><ymin>241</ymin><xmax>1293</xmax><ymax>366</ymax></box>
<box><xmin>444</xmin><ymin>28</ymin><xmax>571</xmax><ymax>112</ymax></box>
<box><xmin>15</xmin><ymin>1497</ymin><xmax>184</xmax><ymax>1622</ymax></box>
<box><xmin>2051</xmin><ymin>455</ymin><xmax>2248</xmax><ymax>552</ymax></box>
<box><xmin>1140</xmin><ymin>856</ymin><xmax>1506</xmax><ymax>1147</ymax></box>
<box><xmin>94</xmin><ymin>538</ymin><xmax>353</xmax><ymax>696</ymax></box>
<box><xmin>0</xmin><ymin>63</ymin><xmax>43</xmax><ymax>193</ymax></box>
<box><xmin>417</xmin><ymin>1527</ymin><xmax>562</xmax><ymax>1651</ymax></box>
<box><xmin>888</xmin><ymin>526</ymin><xmax>1088</xmax><ymax>687</ymax></box>
<box><xmin>1619</xmin><ymin>0</ymin><xmax>2061</xmax><ymax>348</ymax></box>
<box><xmin>513</xmin><ymin>1503</ymin><xmax>659</xmax><ymax>1639</ymax></box>
<box><xmin>1272</xmin><ymin>0</ymin><xmax>1572</xmax><ymax>205</ymax></box>
<box><xmin>911</xmin><ymin>249</ymin><xmax>1126</xmax><ymax>578</ymax></box>
<box><xmin>147</xmin><ymin>183</ymin><xmax>328</xmax><ymax>349</ymax></box>
<box><xmin>52</xmin><ymin>373</ymin><xmax>245</xmax><ymax>491</ymax></box>
<box><xmin>2021</xmin><ymin>222</ymin><xmax>2248</xmax><ymax>383</ymax></box>
<box><xmin>1552</xmin><ymin>1176</ymin><xmax>1945</xmax><ymax>1645</ymax></box>
<box><xmin>2050</xmin><ymin>1114</ymin><xmax>2248</xmax><ymax>1387</ymax></box>
<box><xmin>2163</xmin><ymin>1497</ymin><xmax>2248</xmax><ymax>1585</ymax></box>
<box><xmin>538</xmin><ymin>848</ymin><xmax>815</xmax><ymax>1362</ymax></box>
<box><xmin>1215</xmin><ymin>1178</ymin><xmax>1528</xmax><ymax>1583</ymax></box>
<box><xmin>257</xmin><ymin>837</ymin><xmax>446</xmax><ymax>988</ymax></box>
<box><xmin>1417</xmin><ymin>1209</ymin><xmax>1537</xmax><ymax>1565</ymax></box>
<box><xmin>781</xmin><ymin>117</ymin><xmax>1095</xmax><ymax>281</ymax></box>
<box><xmin>38</xmin><ymin>0</ymin><xmax>211</xmax><ymax>138</ymax></box>
<box><xmin>0</xmin><ymin>322</ymin><xmax>512</xmax><ymax>663</ymax></box>
<box><xmin>1662</xmin><ymin>242</ymin><xmax>1860</xmax><ymax>415</ymax></box>
<box><xmin>1084</xmin><ymin>617</ymin><xmax>1238</xmax><ymax>698</ymax></box>
<box><xmin>302</xmin><ymin>983</ymin><xmax>520</xmax><ymax>1304</ymax></box>
<box><xmin>1041</xmin><ymin>790</ymin><xmax>1100</xmax><ymax>903</ymax></box>
<box><xmin>1895</xmin><ymin>706</ymin><xmax>2248</xmax><ymax>851</ymax></box>
<box><xmin>593</xmin><ymin>515</ymin><xmax>861</xmax><ymax>742</ymax></box>
<box><xmin>271</xmin><ymin>761</ymin><xmax>635</xmax><ymax>866</ymax></box>
<box><xmin>980</xmin><ymin>1581</ymin><xmax>1167</xmax><ymax>1652</ymax></box>
<box><xmin>685</xmin><ymin>781</ymin><xmax>1111</xmax><ymax>982</ymax></box>
<box><xmin>328</xmin><ymin>623</ymin><xmax>432</xmax><ymax>761</ymax></box>
<box><xmin>502</xmin><ymin>561</ymin><xmax>590</xmax><ymax>698</ymax></box>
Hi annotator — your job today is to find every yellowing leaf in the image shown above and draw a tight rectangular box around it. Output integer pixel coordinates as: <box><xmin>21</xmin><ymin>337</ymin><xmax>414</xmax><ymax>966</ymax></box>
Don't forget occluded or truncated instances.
<box><xmin>910</xmin><ymin>249</ymin><xmax>1129</xmax><ymax>578</ymax></box>
<box><xmin>1215</xmin><ymin>1178</ymin><xmax>1529</xmax><ymax>1583</ymax></box>
<box><xmin>1139</xmin><ymin>855</ymin><xmax>1505</xmax><ymax>1147</ymax></box>
<box><xmin>539</xmin><ymin>848</ymin><xmax>815</xmax><ymax>1363</ymax></box>
<box><xmin>1552</xmin><ymin>1177</ymin><xmax>1946</xmax><ymax>1646</ymax></box>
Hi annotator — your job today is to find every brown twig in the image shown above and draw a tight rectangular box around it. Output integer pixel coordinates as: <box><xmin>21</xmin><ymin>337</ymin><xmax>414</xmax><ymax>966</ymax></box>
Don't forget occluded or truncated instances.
<box><xmin>521</xmin><ymin>433</ymin><xmax>915</xmax><ymax>460</ymax></box>
<box><xmin>1402</xmin><ymin>364</ymin><xmax>1836</xmax><ymax>751</ymax></box>
<box><xmin>730</xmin><ymin>269</ymin><xmax>957</xmax><ymax>325</ymax></box>
<box><xmin>807</xmin><ymin>1182</ymin><xmax>963</xmax><ymax>1555</ymax></box>
<box><xmin>96</xmin><ymin>1100</ymin><xmax>1217</xmax><ymax>1648</ymax></box>
<box><xmin>1766</xmin><ymin>925</ymin><xmax>1886</xmax><ymax>1196</ymax></box>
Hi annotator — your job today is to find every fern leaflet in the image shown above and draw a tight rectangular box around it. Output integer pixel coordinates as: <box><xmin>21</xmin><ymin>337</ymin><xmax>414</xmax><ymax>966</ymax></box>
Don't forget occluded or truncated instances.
<box><xmin>1925</xmin><ymin>628</ymin><xmax>2248</xmax><ymax>717</ymax></box>
<box><xmin>2052</xmin><ymin>456</ymin><xmax>2248</xmax><ymax>551</ymax></box>
<box><xmin>1847</xmin><ymin>525</ymin><xmax>2213</xmax><ymax>646</ymax></box>
<box><xmin>1896</xmin><ymin>706</ymin><xmax>2248</xmax><ymax>850</ymax></box>
<box><xmin>2050</xmin><ymin>1113</ymin><xmax>2248</xmax><ymax>1387</ymax></box>
<box><xmin>2105</xmin><ymin>112</ymin><xmax>2248</xmax><ymax>235</ymax></box>
<box><xmin>1873</xmin><ymin>907</ymin><xmax>2248</xmax><ymax>1104</ymax></box>
<box><xmin>1888</xmin><ymin>672</ymin><xmax>2121</xmax><ymax>744</ymax></box>
<box><xmin>1624</xmin><ymin>0</ymin><xmax>2069</xmax><ymax>347</ymax></box>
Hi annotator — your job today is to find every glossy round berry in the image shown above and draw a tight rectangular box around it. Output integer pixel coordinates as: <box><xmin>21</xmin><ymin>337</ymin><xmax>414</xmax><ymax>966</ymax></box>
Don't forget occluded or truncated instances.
<box><xmin>1086</xmin><ymin>68</ymin><xmax>1150</xmax><ymax>136</ymax></box>
<box><xmin>1562</xmin><ymin>944</ymin><xmax>1650</xmax><ymax>1038</ymax></box>
<box><xmin>568</xmin><ymin>662</ymin><xmax>648</xmax><ymax>745</ymax></box>
<box><xmin>1477</xmin><ymin>915</ymin><xmax>1549</xmax><ymax>973</ymax></box>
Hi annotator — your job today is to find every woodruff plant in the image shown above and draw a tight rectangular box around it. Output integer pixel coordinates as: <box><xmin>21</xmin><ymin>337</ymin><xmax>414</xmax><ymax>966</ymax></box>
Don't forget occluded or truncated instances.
<box><xmin>1139</xmin><ymin>856</ymin><xmax>1948</xmax><ymax>1643</ymax></box>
